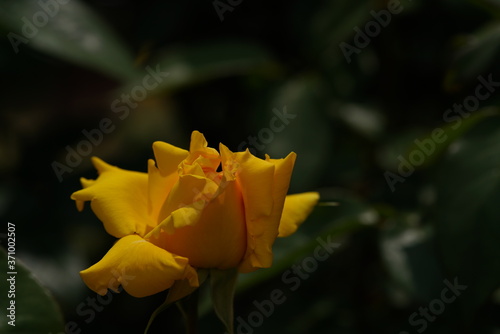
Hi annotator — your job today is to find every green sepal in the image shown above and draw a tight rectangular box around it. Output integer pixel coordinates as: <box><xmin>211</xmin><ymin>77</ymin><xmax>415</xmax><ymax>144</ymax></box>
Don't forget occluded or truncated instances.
<box><xmin>144</xmin><ymin>269</ymin><xmax>208</xmax><ymax>334</ymax></box>
<box><xmin>210</xmin><ymin>268</ymin><xmax>238</xmax><ymax>334</ymax></box>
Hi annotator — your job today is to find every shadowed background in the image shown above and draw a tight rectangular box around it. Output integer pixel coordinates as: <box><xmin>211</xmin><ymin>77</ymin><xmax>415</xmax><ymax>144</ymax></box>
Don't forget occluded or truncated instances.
<box><xmin>1</xmin><ymin>0</ymin><xmax>500</xmax><ymax>333</ymax></box>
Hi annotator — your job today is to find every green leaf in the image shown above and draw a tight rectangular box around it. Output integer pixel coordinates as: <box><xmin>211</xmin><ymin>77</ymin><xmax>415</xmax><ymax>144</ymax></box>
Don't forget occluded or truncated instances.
<box><xmin>210</xmin><ymin>268</ymin><xmax>238</xmax><ymax>334</ymax></box>
<box><xmin>335</xmin><ymin>103</ymin><xmax>386</xmax><ymax>140</ymax></box>
<box><xmin>380</xmin><ymin>220</ymin><xmax>444</xmax><ymax>302</ymax></box>
<box><xmin>378</xmin><ymin>108</ymin><xmax>498</xmax><ymax>174</ymax></box>
<box><xmin>431</xmin><ymin>115</ymin><xmax>500</xmax><ymax>319</ymax></box>
<box><xmin>308</xmin><ymin>0</ymin><xmax>420</xmax><ymax>65</ymax></box>
<box><xmin>0</xmin><ymin>247</ymin><xmax>65</xmax><ymax>333</ymax></box>
<box><xmin>310</xmin><ymin>0</ymin><xmax>372</xmax><ymax>60</ymax></box>
<box><xmin>445</xmin><ymin>22</ymin><xmax>500</xmax><ymax>89</ymax></box>
<box><xmin>144</xmin><ymin>270</ymin><xmax>208</xmax><ymax>334</ymax></box>
<box><xmin>407</xmin><ymin>107</ymin><xmax>498</xmax><ymax>169</ymax></box>
<box><xmin>136</xmin><ymin>41</ymin><xmax>273</xmax><ymax>94</ymax></box>
<box><xmin>264</xmin><ymin>75</ymin><xmax>333</xmax><ymax>190</ymax></box>
<box><xmin>0</xmin><ymin>0</ymin><xmax>137</xmax><ymax>81</ymax></box>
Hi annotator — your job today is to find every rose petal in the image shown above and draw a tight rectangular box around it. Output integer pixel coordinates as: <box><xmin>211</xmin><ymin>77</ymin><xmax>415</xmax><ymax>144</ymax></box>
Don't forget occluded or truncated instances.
<box><xmin>154</xmin><ymin>174</ymin><xmax>219</xmax><ymax>231</ymax></box>
<box><xmin>237</xmin><ymin>152</ymin><xmax>296</xmax><ymax>273</ymax></box>
<box><xmin>148</xmin><ymin>141</ymin><xmax>189</xmax><ymax>219</ymax></box>
<box><xmin>232</xmin><ymin>149</ymin><xmax>275</xmax><ymax>220</ymax></box>
<box><xmin>278</xmin><ymin>192</ymin><xmax>320</xmax><ymax>237</ymax></box>
<box><xmin>186</xmin><ymin>131</ymin><xmax>220</xmax><ymax>170</ymax></box>
<box><xmin>80</xmin><ymin>235</ymin><xmax>198</xmax><ymax>298</ymax></box>
<box><xmin>152</xmin><ymin>141</ymin><xmax>189</xmax><ymax>176</ymax></box>
<box><xmin>71</xmin><ymin>157</ymin><xmax>155</xmax><ymax>238</ymax></box>
<box><xmin>151</xmin><ymin>179</ymin><xmax>247</xmax><ymax>269</ymax></box>
<box><xmin>221</xmin><ymin>146</ymin><xmax>284</xmax><ymax>272</ymax></box>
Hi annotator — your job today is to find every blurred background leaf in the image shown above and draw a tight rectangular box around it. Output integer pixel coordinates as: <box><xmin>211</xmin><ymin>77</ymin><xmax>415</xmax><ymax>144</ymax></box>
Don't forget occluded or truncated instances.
<box><xmin>445</xmin><ymin>22</ymin><xmax>500</xmax><ymax>90</ymax></box>
<box><xmin>1</xmin><ymin>0</ymin><xmax>500</xmax><ymax>333</ymax></box>
<box><xmin>0</xmin><ymin>248</ymin><xmax>65</xmax><ymax>333</ymax></box>
<box><xmin>0</xmin><ymin>0</ymin><xmax>137</xmax><ymax>81</ymax></box>
<box><xmin>136</xmin><ymin>40</ymin><xmax>274</xmax><ymax>93</ymax></box>
<box><xmin>431</xmin><ymin>115</ymin><xmax>500</xmax><ymax>322</ymax></box>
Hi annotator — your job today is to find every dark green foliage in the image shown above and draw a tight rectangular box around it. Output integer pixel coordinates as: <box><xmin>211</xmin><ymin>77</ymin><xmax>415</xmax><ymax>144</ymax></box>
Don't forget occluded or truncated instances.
<box><xmin>0</xmin><ymin>0</ymin><xmax>499</xmax><ymax>333</ymax></box>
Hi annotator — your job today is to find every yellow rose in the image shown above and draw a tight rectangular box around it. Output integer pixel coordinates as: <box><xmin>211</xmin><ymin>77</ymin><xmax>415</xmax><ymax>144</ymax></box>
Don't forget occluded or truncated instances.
<box><xmin>71</xmin><ymin>131</ymin><xmax>319</xmax><ymax>297</ymax></box>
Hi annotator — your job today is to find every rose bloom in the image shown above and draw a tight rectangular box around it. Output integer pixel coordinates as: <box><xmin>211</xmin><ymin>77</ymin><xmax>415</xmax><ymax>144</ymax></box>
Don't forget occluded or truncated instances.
<box><xmin>71</xmin><ymin>131</ymin><xmax>319</xmax><ymax>297</ymax></box>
